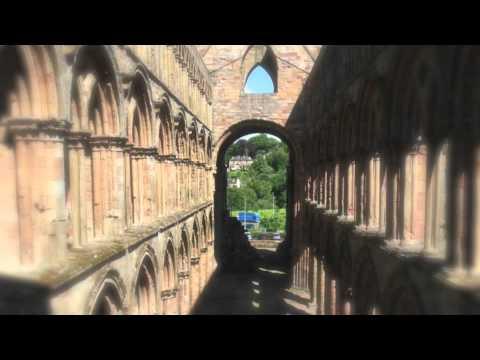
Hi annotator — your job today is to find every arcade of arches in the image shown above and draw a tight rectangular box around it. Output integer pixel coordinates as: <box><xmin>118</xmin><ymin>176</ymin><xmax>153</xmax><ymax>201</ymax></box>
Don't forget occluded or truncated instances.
<box><xmin>1</xmin><ymin>45</ymin><xmax>480</xmax><ymax>314</ymax></box>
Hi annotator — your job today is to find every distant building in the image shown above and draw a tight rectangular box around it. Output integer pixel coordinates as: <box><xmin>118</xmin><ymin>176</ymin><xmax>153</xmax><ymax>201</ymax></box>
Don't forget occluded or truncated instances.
<box><xmin>229</xmin><ymin>155</ymin><xmax>253</xmax><ymax>171</ymax></box>
<box><xmin>228</xmin><ymin>177</ymin><xmax>241</xmax><ymax>189</ymax></box>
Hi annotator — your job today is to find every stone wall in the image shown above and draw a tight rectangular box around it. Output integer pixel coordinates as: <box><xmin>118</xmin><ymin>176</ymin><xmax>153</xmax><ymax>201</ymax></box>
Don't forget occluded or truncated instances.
<box><xmin>0</xmin><ymin>45</ymin><xmax>215</xmax><ymax>314</ymax></box>
<box><xmin>291</xmin><ymin>46</ymin><xmax>480</xmax><ymax>314</ymax></box>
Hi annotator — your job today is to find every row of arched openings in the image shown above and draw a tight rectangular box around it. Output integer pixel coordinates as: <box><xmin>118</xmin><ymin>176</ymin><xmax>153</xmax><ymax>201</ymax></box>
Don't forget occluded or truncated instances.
<box><xmin>91</xmin><ymin>212</ymin><xmax>213</xmax><ymax>315</ymax></box>
<box><xmin>0</xmin><ymin>45</ymin><xmax>213</xmax><ymax>265</ymax></box>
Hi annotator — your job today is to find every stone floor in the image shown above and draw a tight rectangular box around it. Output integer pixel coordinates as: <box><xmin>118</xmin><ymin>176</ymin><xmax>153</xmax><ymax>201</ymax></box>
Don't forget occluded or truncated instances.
<box><xmin>192</xmin><ymin>249</ymin><xmax>314</xmax><ymax>315</ymax></box>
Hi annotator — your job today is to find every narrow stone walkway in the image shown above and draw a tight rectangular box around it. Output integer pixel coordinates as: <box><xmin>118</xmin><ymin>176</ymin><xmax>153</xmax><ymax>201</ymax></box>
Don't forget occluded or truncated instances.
<box><xmin>192</xmin><ymin>248</ymin><xmax>314</xmax><ymax>315</ymax></box>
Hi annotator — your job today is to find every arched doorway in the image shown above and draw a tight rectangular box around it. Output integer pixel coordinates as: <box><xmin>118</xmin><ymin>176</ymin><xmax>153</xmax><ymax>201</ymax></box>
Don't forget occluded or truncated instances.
<box><xmin>214</xmin><ymin>119</ymin><xmax>299</xmax><ymax>270</ymax></box>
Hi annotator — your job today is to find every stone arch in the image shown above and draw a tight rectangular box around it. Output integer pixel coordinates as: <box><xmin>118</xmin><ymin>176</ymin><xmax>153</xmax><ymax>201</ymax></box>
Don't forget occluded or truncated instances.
<box><xmin>175</xmin><ymin>110</ymin><xmax>188</xmax><ymax>159</ymax></box>
<box><xmin>126</xmin><ymin>68</ymin><xmax>153</xmax><ymax>147</ymax></box>
<box><xmin>387</xmin><ymin>48</ymin><xmax>451</xmax><ymax>248</ymax></box>
<box><xmin>360</xmin><ymin>79</ymin><xmax>388</xmax><ymax>153</ymax></box>
<box><xmin>0</xmin><ymin>45</ymin><xmax>61</xmax><ymax>120</ymax></box>
<box><xmin>189</xmin><ymin>118</ymin><xmax>199</xmax><ymax>162</ymax></box>
<box><xmin>87</xmin><ymin>270</ymin><xmax>126</xmax><ymax>315</ymax></box>
<box><xmin>68</xmin><ymin>45</ymin><xmax>124</xmax><ymax>243</ymax></box>
<box><xmin>71</xmin><ymin>45</ymin><xmax>121</xmax><ymax>135</ymax></box>
<box><xmin>208</xmin><ymin>208</ymin><xmax>214</xmax><ymax>244</ymax></box>
<box><xmin>132</xmin><ymin>247</ymin><xmax>158</xmax><ymax>315</ymax></box>
<box><xmin>200</xmin><ymin>212</ymin><xmax>208</xmax><ymax>251</ymax></box>
<box><xmin>207</xmin><ymin>133</ymin><xmax>213</xmax><ymax>164</ymax></box>
<box><xmin>126</xmin><ymin>69</ymin><xmax>156</xmax><ymax>225</ymax></box>
<box><xmin>158</xmin><ymin>95</ymin><xmax>175</xmax><ymax>156</ymax></box>
<box><xmin>192</xmin><ymin>216</ymin><xmax>201</xmax><ymax>259</ymax></box>
<box><xmin>161</xmin><ymin>236</ymin><xmax>178</xmax><ymax>290</ymax></box>
<box><xmin>390</xmin><ymin>47</ymin><xmax>449</xmax><ymax>148</ymax></box>
<box><xmin>178</xmin><ymin>225</ymin><xmax>192</xmax><ymax>314</ymax></box>
<box><xmin>241</xmin><ymin>45</ymin><xmax>278</xmax><ymax>93</ymax></box>
<box><xmin>199</xmin><ymin>126</ymin><xmax>206</xmax><ymax>164</ymax></box>
<box><xmin>352</xmin><ymin>247</ymin><xmax>381</xmax><ymax>315</ymax></box>
<box><xmin>179</xmin><ymin>226</ymin><xmax>191</xmax><ymax>272</ymax></box>
<box><xmin>161</xmin><ymin>236</ymin><xmax>179</xmax><ymax>314</ymax></box>
<box><xmin>0</xmin><ymin>45</ymin><xmax>64</xmax><ymax>267</ymax></box>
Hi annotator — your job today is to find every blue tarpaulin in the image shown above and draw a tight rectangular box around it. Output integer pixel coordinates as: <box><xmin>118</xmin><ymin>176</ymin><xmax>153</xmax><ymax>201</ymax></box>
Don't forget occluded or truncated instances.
<box><xmin>237</xmin><ymin>212</ymin><xmax>261</xmax><ymax>223</ymax></box>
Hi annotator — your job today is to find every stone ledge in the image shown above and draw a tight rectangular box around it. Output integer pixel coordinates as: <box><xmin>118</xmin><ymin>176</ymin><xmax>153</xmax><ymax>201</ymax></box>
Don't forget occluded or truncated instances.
<box><xmin>3</xmin><ymin>201</ymin><xmax>213</xmax><ymax>295</ymax></box>
<box><xmin>435</xmin><ymin>270</ymin><xmax>480</xmax><ymax>293</ymax></box>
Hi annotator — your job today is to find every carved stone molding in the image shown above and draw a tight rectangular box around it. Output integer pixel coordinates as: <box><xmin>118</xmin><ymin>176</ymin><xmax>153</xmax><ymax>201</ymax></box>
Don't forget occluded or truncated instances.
<box><xmin>89</xmin><ymin>136</ymin><xmax>128</xmax><ymax>149</ymax></box>
<box><xmin>5</xmin><ymin>118</ymin><xmax>71</xmax><ymax>142</ymax></box>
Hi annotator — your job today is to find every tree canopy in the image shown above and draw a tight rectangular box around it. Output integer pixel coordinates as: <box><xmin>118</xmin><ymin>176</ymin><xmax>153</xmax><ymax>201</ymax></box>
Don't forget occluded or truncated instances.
<box><xmin>226</xmin><ymin>134</ymin><xmax>289</xmax><ymax>232</ymax></box>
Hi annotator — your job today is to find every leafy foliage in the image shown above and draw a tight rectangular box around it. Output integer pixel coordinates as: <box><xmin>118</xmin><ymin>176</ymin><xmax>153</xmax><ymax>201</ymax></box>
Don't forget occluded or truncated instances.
<box><xmin>226</xmin><ymin>134</ymin><xmax>289</xmax><ymax>232</ymax></box>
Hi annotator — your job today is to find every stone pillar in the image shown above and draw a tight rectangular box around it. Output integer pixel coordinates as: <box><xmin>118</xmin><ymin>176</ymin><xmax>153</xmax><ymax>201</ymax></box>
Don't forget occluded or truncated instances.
<box><xmin>190</xmin><ymin>257</ymin><xmax>200</xmax><ymax>306</ymax></box>
<box><xmin>201</xmin><ymin>247</ymin><xmax>209</xmax><ymax>288</ymax></box>
<box><xmin>386</xmin><ymin>155</ymin><xmax>401</xmax><ymax>241</ymax></box>
<box><xmin>10</xmin><ymin>119</ymin><xmax>69</xmax><ymax>267</ymax></box>
<box><xmin>347</xmin><ymin>161</ymin><xmax>355</xmax><ymax>219</ymax></box>
<box><xmin>178</xmin><ymin>272</ymin><xmax>191</xmax><ymax>315</ymax></box>
<box><xmin>317</xmin><ymin>258</ymin><xmax>326</xmax><ymax>315</ymax></box>
<box><xmin>401</xmin><ymin>143</ymin><xmax>427</xmax><ymax>248</ymax></box>
<box><xmin>162</xmin><ymin>289</ymin><xmax>179</xmax><ymax>315</ymax></box>
<box><xmin>425</xmin><ymin>142</ymin><xmax>449</xmax><ymax>254</ymax></box>
<box><xmin>66</xmin><ymin>132</ymin><xmax>92</xmax><ymax>248</ymax></box>
<box><xmin>310</xmin><ymin>251</ymin><xmax>318</xmax><ymax>310</ymax></box>
<box><xmin>367</xmin><ymin>155</ymin><xmax>381</xmax><ymax>230</ymax></box>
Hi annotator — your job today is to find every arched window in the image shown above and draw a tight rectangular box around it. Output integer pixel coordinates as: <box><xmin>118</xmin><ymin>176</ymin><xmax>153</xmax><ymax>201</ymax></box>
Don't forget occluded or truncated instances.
<box><xmin>70</xmin><ymin>46</ymin><xmax>121</xmax><ymax>244</ymax></box>
<box><xmin>179</xmin><ymin>229</ymin><xmax>191</xmax><ymax>314</ymax></box>
<box><xmin>91</xmin><ymin>280</ymin><xmax>124</xmax><ymax>315</ymax></box>
<box><xmin>242</xmin><ymin>45</ymin><xmax>278</xmax><ymax>94</ymax></box>
<box><xmin>135</xmin><ymin>255</ymin><xmax>157</xmax><ymax>315</ymax></box>
<box><xmin>244</xmin><ymin>65</ymin><xmax>275</xmax><ymax>94</ymax></box>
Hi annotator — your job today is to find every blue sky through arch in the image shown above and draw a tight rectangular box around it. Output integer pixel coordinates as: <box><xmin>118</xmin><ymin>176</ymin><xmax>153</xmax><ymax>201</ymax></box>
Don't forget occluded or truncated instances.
<box><xmin>244</xmin><ymin>65</ymin><xmax>274</xmax><ymax>94</ymax></box>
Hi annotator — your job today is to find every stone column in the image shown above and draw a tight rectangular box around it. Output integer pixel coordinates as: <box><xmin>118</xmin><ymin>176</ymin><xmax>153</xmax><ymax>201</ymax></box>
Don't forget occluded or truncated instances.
<box><xmin>10</xmin><ymin>119</ymin><xmax>69</xmax><ymax>267</ymax></box>
<box><xmin>162</xmin><ymin>289</ymin><xmax>179</xmax><ymax>315</ymax></box>
<box><xmin>401</xmin><ymin>143</ymin><xmax>427</xmax><ymax>248</ymax></box>
<box><xmin>317</xmin><ymin>258</ymin><xmax>326</xmax><ymax>315</ymax></box>
<box><xmin>310</xmin><ymin>251</ymin><xmax>318</xmax><ymax>310</ymax></box>
<box><xmin>347</xmin><ymin>161</ymin><xmax>355</xmax><ymax>219</ymax></box>
<box><xmin>200</xmin><ymin>247</ymin><xmax>208</xmax><ymax>288</ymax></box>
<box><xmin>190</xmin><ymin>257</ymin><xmax>200</xmax><ymax>306</ymax></box>
<box><xmin>178</xmin><ymin>272</ymin><xmax>191</xmax><ymax>314</ymax></box>
<box><xmin>449</xmin><ymin>141</ymin><xmax>469</xmax><ymax>272</ymax></box>
<box><xmin>66</xmin><ymin>132</ymin><xmax>91</xmax><ymax>248</ymax></box>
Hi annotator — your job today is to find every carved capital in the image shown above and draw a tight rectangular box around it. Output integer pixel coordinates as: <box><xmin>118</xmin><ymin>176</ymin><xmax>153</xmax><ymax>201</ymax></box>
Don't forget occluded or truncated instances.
<box><xmin>66</xmin><ymin>131</ymin><xmax>91</xmax><ymax>147</ymax></box>
<box><xmin>89</xmin><ymin>136</ymin><xmax>128</xmax><ymax>149</ymax></box>
<box><xmin>4</xmin><ymin>118</ymin><xmax>71</xmax><ymax>142</ymax></box>
<box><xmin>130</xmin><ymin>147</ymin><xmax>158</xmax><ymax>158</ymax></box>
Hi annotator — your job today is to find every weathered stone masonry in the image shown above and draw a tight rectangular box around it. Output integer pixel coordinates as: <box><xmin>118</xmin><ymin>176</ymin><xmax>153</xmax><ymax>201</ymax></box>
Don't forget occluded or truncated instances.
<box><xmin>0</xmin><ymin>45</ymin><xmax>215</xmax><ymax>314</ymax></box>
<box><xmin>3</xmin><ymin>45</ymin><xmax>480</xmax><ymax>315</ymax></box>
<box><xmin>292</xmin><ymin>46</ymin><xmax>480</xmax><ymax>314</ymax></box>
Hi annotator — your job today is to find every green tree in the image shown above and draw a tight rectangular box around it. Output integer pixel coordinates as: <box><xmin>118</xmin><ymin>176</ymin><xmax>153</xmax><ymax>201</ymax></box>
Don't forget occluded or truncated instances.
<box><xmin>247</xmin><ymin>134</ymin><xmax>280</xmax><ymax>158</ymax></box>
<box><xmin>248</xmin><ymin>156</ymin><xmax>274</xmax><ymax>180</ymax></box>
<box><xmin>227</xmin><ymin>186</ymin><xmax>257</xmax><ymax>211</ymax></box>
<box><xmin>266</xmin><ymin>146</ymin><xmax>289</xmax><ymax>172</ymax></box>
